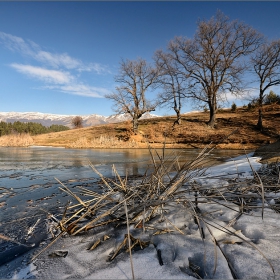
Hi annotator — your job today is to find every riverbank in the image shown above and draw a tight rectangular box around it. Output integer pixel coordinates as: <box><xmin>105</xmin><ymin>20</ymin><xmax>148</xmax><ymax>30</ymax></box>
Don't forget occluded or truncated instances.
<box><xmin>1</xmin><ymin>104</ymin><xmax>278</xmax><ymax>150</ymax></box>
<box><xmin>30</xmin><ymin>104</ymin><xmax>280</xmax><ymax>150</ymax></box>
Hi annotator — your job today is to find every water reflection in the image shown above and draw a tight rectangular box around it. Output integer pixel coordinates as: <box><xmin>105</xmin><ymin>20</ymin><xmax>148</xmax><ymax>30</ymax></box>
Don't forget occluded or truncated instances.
<box><xmin>0</xmin><ymin>146</ymin><xmax>253</xmax><ymax>214</ymax></box>
<box><xmin>0</xmin><ymin>146</ymin><xmax>254</xmax><ymax>175</ymax></box>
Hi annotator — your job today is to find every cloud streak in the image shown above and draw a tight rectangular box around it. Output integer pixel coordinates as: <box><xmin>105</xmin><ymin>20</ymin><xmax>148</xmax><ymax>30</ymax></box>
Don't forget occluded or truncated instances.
<box><xmin>10</xmin><ymin>63</ymin><xmax>73</xmax><ymax>84</ymax></box>
<box><xmin>0</xmin><ymin>32</ymin><xmax>37</xmax><ymax>56</ymax></box>
<box><xmin>0</xmin><ymin>31</ymin><xmax>109</xmax><ymax>74</ymax></box>
<box><xmin>0</xmin><ymin>31</ymin><xmax>111</xmax><ymax>98</ymax></box>
<box><xmin>45</xmin><ymin>84</ymin><xmax>110</xmax><ymax>98</ymax></box>
<box><xmin>11</xmin><ymin>63</ymin><xmax>107</xmax><ymax>97</ymax></box>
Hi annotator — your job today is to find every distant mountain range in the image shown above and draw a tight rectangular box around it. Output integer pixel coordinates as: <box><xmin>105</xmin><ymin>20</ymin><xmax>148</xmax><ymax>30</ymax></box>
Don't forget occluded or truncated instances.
<box><xmin>0</xmin><ymin>112</ymin><xmax>160</xmax><ymax>128</ymax></box>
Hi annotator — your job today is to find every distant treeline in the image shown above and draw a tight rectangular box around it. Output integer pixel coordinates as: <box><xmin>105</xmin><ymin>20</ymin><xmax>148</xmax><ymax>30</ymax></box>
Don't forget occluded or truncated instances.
<box><xmin>0</xmin><ymin>121</ymin><xmax>69</xmax><ymax>136</ymax></box>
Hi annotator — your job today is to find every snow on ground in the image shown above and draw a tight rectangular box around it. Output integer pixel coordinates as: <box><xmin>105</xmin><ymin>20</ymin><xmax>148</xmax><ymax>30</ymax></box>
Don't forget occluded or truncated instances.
<box><xmin>1</xmin><ymin>154</ymin><xmax>280</xmax><ymax>279</ymax></box>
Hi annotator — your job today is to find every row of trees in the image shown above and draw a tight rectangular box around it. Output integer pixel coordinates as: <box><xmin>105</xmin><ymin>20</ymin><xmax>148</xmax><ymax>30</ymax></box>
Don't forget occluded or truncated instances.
<box><xmin>0</xmin><ymin>121</ymin><xmax>69</xmax><ymax>136</ymax></box>
<box><xmin>106</xmin><ymin>11</ymin><xmax>280</xmax><ymax>133</ymax></box>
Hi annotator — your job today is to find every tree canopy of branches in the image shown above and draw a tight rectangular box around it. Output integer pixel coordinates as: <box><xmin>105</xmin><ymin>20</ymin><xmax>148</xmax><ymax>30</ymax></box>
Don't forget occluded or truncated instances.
<box><xmin>251</xmin><ymin>39</ymin><xmax>280</xmax><ymax>130</ymax></box>
<box><xmin>154</xmin><ymin>50</ymin><xmax>189</xmax><ymax>126</ymax></box>
<box><xmin>105</xmin><ymin>58</ymin><xmax>158</xmax><ymax>133</ymax></box>
<box><xmin>167</xmin><ymin>11</ymin><xmax>263</xmax><ymax>127</ymax></box>
<box><xmin>71</xmin><ymin>116</ymin><xmax>83</xmax><ymax>129</ymax></box>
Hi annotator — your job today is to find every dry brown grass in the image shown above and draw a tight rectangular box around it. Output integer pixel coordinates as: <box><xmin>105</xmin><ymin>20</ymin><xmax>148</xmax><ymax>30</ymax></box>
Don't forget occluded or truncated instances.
<box><xmin>0</xmin><ymin>133</ymin><xmax>34</xmax><ymax>147</ymax></box>
<box><xmin>30</xmin><ymin>104</ymin><xmax>280</xmax><ymax>149</ymax></box>
<box><xmin>68</xmin><ymin>135</ymin><xmax>138</xmax><ymax>148</ymax></box>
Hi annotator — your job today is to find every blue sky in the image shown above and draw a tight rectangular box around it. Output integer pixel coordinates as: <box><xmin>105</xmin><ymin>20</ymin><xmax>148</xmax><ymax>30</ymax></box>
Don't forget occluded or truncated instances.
<box><xmin>1</xmin><ymin>1</ymin><xmax>280</xmax><ymax>117</ymax></box>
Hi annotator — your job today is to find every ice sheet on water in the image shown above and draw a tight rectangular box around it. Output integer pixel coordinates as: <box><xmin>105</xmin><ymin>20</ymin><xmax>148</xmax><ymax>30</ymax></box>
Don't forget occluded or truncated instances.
<box><xmin>193</xmin><ymin>155</ymin><xmax>262</xmax><ymax>187</ymax></box>
<box><xmin>207</xmin><ymin>155</ymin><xmax>261</xmax><ymax>176</ymax></box>
<box><xmin>3</xmin><ymin>155</ymin><xmax>280</xmax><ymax>279</ymax></box>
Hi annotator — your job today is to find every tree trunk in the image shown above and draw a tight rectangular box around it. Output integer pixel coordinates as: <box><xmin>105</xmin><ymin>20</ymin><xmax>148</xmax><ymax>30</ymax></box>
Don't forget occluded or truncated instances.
<box><xmin>173</xmin><ymin>108</ymin><xmax>182</xmax><ymax>126</ymax></box>
<box><xmin>257</xmin><ymin>89</ymin><xmax>264</xmax><ymax>131</ymax></box>
<box><xmin>132</xmin><ymin>116</ymin><xmax>139</xmax><ymax>134</ymax></box>
<box><xmin>257</xmin><ymin>106</ymin><xmax>263</xmax><ymax>131</ymax></box>
<box><xmin>207</xmin><ymin>96</ymin><xmax>216</xmax><ymax>128</ymax></box>
<box><xmin>207</xmin><ymin>107</ymin><xmax>216</xmax><ymax>128</ymax></box>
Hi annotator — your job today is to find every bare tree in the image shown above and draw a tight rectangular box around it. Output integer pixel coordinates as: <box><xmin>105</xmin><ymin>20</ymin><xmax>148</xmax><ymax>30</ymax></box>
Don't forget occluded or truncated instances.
<box><xmin>105</xmin><ymin>58</ymin><xmax>158</xmax><ymax>133</ymax></box>
<box><xmin>168</xmin><ymin>11</ymin><xmax>263</xmax><ymax>127</ymax></box>
<box><xmin>154</xmin><ymin>49</ymin><xmax>189</xmax><ymax>126</ymax></box>
<box><xmin>71</xmin><ymin>116</ymin><xmax>83</xmax><ymax>129</ymax></box>
<box><xmin>251</xmin><ymin>39</ymin><xmax>280</xmax><ymax>131</ymax></box>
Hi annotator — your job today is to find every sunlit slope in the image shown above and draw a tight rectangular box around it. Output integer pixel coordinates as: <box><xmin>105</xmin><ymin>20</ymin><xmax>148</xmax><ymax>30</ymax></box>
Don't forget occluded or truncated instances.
<box><xmin>31</xmin><ymin>105</ymin><xmax>280</xmax><ymax>149</ymax></box>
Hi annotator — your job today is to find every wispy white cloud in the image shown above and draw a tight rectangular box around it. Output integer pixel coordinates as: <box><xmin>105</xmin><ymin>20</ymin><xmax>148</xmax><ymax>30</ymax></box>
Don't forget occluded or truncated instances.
<box><xmin>35</xmin><ymin>51</ymin><xmax>81</xmax><ymax>70</ymax></box>
<box><xmin>10</xmin><ymin>63</ymin><xmax>109</xmax><ymax>98</ymax></box>
<box><xmin>77</xmin><ymin>62</ymin><xmax>109</xmax><ymax>74</ymax></box>
<box><xmin>0</xmin><ymin>31</ymin><xmax>111</xmax><ymax>98</ymax></box>
<box><xmin>45</xmin><ymin>84</ymin><xmax>110</xmax><ymax>98</ymax></box>
<box><xmin>0</xmin><ymin>31</ymin><xmax>109</xmax><ymax>74</ymax></box>
<box><xmin>0</xmin><ymin>32</ymin><xmax>37</xmax><ymax>56</ymax></box>
<box><xmin>10</xmin><ymin>63</ymin><xmax>73</xmax><ymax>84</ymax></box>
<box><xmin>220</xmin><ymin>88</ymin><xmax>260</xmax><ymax>105</ymax></box>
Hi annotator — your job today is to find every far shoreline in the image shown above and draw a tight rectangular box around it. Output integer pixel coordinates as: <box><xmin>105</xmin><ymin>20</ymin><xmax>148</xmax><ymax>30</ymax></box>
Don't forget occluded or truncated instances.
<box><xmin>1</xmin><ymin>143</ymin><xmax>261</xmax><ymax>150</ymax></box>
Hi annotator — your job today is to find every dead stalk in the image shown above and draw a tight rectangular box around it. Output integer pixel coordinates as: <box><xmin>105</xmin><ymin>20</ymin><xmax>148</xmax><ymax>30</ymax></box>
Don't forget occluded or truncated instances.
<box><xmin>124</xmin><ymin>200</ymin><xmax>135</xmax><ymax>280</ymax></box>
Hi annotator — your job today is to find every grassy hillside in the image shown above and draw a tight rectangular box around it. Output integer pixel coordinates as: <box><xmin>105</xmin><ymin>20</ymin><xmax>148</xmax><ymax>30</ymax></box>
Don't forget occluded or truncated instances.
<box><xmin>28</xmin><ymin>104</ymin><xmax>280</xmax><ymax>149</ymax></box>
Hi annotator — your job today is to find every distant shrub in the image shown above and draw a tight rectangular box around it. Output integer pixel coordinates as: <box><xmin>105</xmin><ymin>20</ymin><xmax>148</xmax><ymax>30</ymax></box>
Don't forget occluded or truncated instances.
<box><xmin>48</xmin><ymin>124</ymin><xmax>69</xmax><ymax>133</ymax></box>
<box><xmin>217</xmin><ymin>106</ymin><xmax>225</xmax><ymax>113</ymax></box>
<box><xmin>71</xmin><ymin>116</ymin><xmax>83</xmax><ymax>129</ymax></box>
<box><xmin>247</xmin><ymin>103</ymin><xmax>253</xmax><ymax>111</ymax></box>
<box><xmin>231</xmin><ymin>102</ymin><xmax>237</xmax><ymax>112</ymax></box>
<box><xmin>247</xmin><ymin>98</ymin><xmax>258</xmax><ymax>111</ymax></box>
<box><xmin>264</xmin><ymin>90</ymin><xmax>280</xmax><ymax>104</ymax></box>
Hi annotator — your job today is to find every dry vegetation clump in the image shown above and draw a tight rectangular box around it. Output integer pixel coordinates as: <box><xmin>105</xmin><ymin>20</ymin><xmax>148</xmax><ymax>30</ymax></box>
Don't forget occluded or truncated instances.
<box><xmin>29</xmin><ymin>146</ymin><xmax>278</xmax><ymax>278</ymax></box>
<box><xmin>114</xmin><ymin>120</ymin><xmax>143</xmax><ymax>141</ymax></box>
<box><xmin>0</xmin><ymin>133</ymin><xmax>34</xmax><ymax>147</ymax></box>
<box><xmin>69</xmin><ymin>135</ymin><xmax>138</xmax><ymax>149</ymax></box>
<box><xmin>68</xmin><ymin>137</ymin><xmax>91</xmax><ymax>148</ymax></box>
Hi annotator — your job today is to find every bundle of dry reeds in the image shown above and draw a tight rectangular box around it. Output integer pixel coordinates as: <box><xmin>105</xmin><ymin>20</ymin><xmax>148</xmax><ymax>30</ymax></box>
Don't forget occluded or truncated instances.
<box><xmin>0</xmin><ymin>133</ymin><xmax>34</xmax><ymax>147</ymax></box>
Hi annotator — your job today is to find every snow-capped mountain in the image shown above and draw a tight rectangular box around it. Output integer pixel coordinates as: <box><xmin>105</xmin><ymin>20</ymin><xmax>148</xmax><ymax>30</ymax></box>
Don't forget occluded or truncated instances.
<box><xmin>0</xmin><ymin>112</ymin><xmax>159</xmax><ymax>128</ymax></box>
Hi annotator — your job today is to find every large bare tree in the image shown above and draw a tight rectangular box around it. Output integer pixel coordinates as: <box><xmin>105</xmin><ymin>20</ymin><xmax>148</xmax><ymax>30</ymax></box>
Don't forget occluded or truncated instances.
<box><xmin>168</xmin><ymin>11</ymin><xmax>263</xmax><ymax>127</ymax></box>
<box><xmin>154</xmin><ymin>49</ymin><xmax>189</xmax><ymax>126</ymax></box>
<box><xmin>105</xmin><ymin>58</ymin><xmax>158</xmax><ymax>133</ymax></box>
<box><xmin>251</xmin><ymin>39</ymin><xmax>280</xmax><ymax>131</ymax></box>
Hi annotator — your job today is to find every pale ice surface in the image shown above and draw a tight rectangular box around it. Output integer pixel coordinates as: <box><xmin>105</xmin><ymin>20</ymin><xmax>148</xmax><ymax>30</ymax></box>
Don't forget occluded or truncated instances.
<box><xmin>2</xmin><ymin>155</ymin><xmax>280</xmax><ymax>279</ymax></box>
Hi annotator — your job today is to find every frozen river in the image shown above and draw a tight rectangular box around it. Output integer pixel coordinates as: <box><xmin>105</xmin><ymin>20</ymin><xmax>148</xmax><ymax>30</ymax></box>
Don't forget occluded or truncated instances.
<box><xmin>0</xmin><ymin>146</ymin><xmax>253</xmax><ymax>266</ymax></box>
